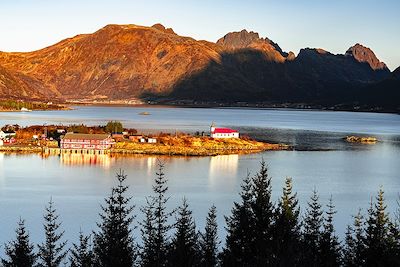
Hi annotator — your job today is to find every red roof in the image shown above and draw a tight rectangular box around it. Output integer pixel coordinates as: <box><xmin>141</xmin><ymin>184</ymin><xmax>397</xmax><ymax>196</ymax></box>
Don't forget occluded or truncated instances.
<box><xmin>212</xmin><ymin>128</ymin><xmax>238</xmax><ymax>134</ymax></box>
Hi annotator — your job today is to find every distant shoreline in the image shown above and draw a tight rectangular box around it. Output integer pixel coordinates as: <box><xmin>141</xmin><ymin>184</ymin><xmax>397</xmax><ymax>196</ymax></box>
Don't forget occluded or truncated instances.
<box><xmin>66</xmin><ymin>101</ymin><xmax>400</xmax><ymax>115</ymax></box>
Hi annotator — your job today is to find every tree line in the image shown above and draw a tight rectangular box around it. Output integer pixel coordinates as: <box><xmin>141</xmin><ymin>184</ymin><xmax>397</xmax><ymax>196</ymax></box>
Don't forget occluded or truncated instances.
<box><xmin>2</xmin><ymin>160</ymin><xmax>400</xmax><ymax>266</ymax></box>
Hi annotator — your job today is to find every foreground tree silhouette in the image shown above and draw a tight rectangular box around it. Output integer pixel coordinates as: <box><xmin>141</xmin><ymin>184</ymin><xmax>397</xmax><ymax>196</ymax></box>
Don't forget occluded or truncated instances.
<box><xmin>319</xmin><ymin>196</ymin><xmax>342</xmax><ymax>266</ymax></box>
<box><xmin>272</xmin><ymin>177</ymin><xmax>301</xmax><ymax>266</ymax></box>
<box><xmin>199</xmin><ymin>205</ymin><xmax>219</xmax><ymax>267</ymax></box>
<box><xmin>69</xmin><ymin>231</ymin><xmax>94</xmax><ymax>267</ymax></box>
<box><xmin>93</xmin><ymin>170</ymin><xmax>136</xmax><ymax>267</ymax></box>
<box><xmin>250</xmin><ymin>160</ymin><xmax>275</xmax><ymax>265</ymax></box>
<box><xmin>343</xmin><ymin>210</ymin><xmax>365</xmax><ymax>266</ymax></box>
<box><xmin>2</xmin><ymin>218</ymin><xmax>36</xmax><ymax>267</ymax></box>
<box><xmin>37</xmin><ymin>199</ymin><xmax>68</xmax><ymax>267</ymax></box>
<box><xmin>363</xmin><ymin>188</ymin><xmax>391</xmax><ymax>266</ymax></box>
<box><xmin>221</xmin><ymin>173</ymin><xmax>254</xmax><ymax>266</ymax></box>
<box><xmin>140</xmin><ymin>162</ymin><xmax>173</xmax><ymax>267</ymax></box>
<box><xmin>301</xmin><ymin>188</ymin><xmax>324</xmax><ymax>266</ymax></box>
<box><xmin>169</xmin><ymin>198</ymin><xmax>199</xmax><ymax>266</ymax></box>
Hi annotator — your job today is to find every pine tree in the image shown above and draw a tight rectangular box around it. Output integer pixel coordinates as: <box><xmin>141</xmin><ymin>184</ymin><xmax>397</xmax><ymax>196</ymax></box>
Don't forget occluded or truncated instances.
<box><xmin>169</xmin><ymin>198</ymin><xmax>199</xmax><ymax>266</ymax></box>
<box><xmin>221</xmin><ymin>172</ymin><xmax>254</xmax><ymax>267</ymax></box>
<box><xmin>93</xmin><ymin>170</ymin><xmax>136</xmax><ymax>267</ymax></box>
<box><xmin>364</xmin><ymin>188</ymin><xmax>391</xmax><ymax>266</ymax></box>
<box><xmin>272</xmin><ymin>177</ymin><xmax>301</xmax><ymax>266</ymax></box>
<box><xmin>319</xmin><ymin>196</ymin><xmax>342</xmax><ymax>266</ymax></box>
<box><xmin>140</xmin><ymin>162</ymin><xmax>174</xmax><ymax>267</ymax></box>
<box><xmin>250</xmin><ymin>159</ymin><xmax>275</xmax><ymax>265</ymax></box>
<box><xmin>199</xmin><ymin>205</ymin><xmax>219</xmax><ymax>267</ymax></box>
<box><xmin>386</xmin><ymin>197</ymin><xmax>400</xmax><ymax>265</ymax></box>
<box><xmin>2</xmin><ymin>218</ymin><xmax>36</xmax><ymax>267</ymax></box>
<box><xmin>69</xmin><ymin>231</ymin><xmax>94</xmax><ymax>267</ymax></box>
<box><xmin>301</xmin><ymin>188</ymin><xmax>324</xmax><ymax>266</ymax></box>
<box><xmin>343</xmin><ymin>210</ymin><xmax>365</xmax><ymax>267</ymax></box>
<box><xmin>37</xmin><ymin>198</ymin><xmax>68</xmax><ymax>267</ymax></box>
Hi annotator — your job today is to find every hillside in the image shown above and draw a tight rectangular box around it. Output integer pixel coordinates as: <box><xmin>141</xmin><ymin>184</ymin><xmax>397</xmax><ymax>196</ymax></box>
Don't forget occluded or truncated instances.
<box><xmin>0</xmin><ymin>23</ymin><xmax>396</xmax><ymax>110</ymax></box>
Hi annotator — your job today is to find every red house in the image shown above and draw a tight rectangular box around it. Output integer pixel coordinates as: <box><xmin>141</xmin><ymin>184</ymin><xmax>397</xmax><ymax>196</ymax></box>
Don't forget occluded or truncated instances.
<box><xmin>60</xmin><ymin>133</ymin><xmax>114</xmax><ymax>150</ymax></box>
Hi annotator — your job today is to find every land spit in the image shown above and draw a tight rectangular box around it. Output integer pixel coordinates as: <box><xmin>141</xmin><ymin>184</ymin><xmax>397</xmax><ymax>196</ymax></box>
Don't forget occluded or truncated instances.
<box><xmin>1</xmin><ymin>137</ymin><xmax>289</xmax><ymax>157</ymax></box>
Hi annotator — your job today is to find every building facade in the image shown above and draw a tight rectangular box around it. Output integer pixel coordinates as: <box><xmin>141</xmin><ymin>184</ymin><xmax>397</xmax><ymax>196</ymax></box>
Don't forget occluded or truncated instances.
<box><xmin>210</xmin><ymin>125</ymin><xmax>239</xmax><ymax>138</ymax></box>
<box><xmin>60</xmin><ymin>133</ymin><xmax>114</xmax><ymax>150</ymax></box>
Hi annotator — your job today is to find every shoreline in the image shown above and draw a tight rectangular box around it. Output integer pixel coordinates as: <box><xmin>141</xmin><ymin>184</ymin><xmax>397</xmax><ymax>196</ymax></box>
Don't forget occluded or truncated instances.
<box><xmin>0</xmin><ymin>142</ymin><xmax>290</xmax><ymax>157</ymax></box>
<box><xmin>66</xmin><ymin>101</ymin><xmax>400</xmax><ymax>115</ymax></box>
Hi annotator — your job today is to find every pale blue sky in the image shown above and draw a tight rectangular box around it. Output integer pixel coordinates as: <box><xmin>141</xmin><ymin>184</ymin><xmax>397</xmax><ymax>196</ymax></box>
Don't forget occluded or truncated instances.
<box><xmin>1</xmin><ymin>0</ymin><xmax>399</xmax><ymax>70</ymax></box>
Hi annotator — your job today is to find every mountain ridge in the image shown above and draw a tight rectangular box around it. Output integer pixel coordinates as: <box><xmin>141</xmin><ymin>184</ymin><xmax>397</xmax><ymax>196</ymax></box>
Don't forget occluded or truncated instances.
<box><xmin>0</xmin><ymin>23</ymin><xmax>397</xmax><ymax>111</ymax></box>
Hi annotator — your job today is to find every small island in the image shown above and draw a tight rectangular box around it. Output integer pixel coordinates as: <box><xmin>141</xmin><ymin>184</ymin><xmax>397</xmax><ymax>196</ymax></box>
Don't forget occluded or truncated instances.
<box><xmin>0</xmin><ymin>122</ymin><xmax>289</xmax><ymax>156</ymax></box>
<box><xmin>344</xmin><ymin>135</ymin><xmax>378</xmax><ymax>144</ymax></box>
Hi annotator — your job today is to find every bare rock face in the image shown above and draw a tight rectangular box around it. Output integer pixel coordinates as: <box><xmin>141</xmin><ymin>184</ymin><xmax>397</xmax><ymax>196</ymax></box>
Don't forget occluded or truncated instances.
<box><xmin>345</xmin><ymin>43</ymin><xmax>388</xmax><ymax>70</ymax></box>
<box><xmin>151</xmin><ymin>23</ymin><xmax>176</xmax><ymax>35</ymax></box>
<box><xmin>0</xmin><ymin>23</ymin><xmax>393</xmax><ymax>108</ymax></box>
<box><xmin>216</xmin><ymin>29</ymin><xmax>288</xmax><ymax>62</ymax></box>
<box><xmin>217</xmin><ymin>29</ymin><xmax>261</xmax><ymax>49</ymax></box>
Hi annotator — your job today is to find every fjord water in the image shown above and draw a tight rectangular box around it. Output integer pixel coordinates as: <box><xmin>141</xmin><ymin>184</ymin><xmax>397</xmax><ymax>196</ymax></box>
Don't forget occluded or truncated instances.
<box><xmin>0</xmin><ymin>106</ymin><xmax>399</xmax><ymax>246</ymax></box>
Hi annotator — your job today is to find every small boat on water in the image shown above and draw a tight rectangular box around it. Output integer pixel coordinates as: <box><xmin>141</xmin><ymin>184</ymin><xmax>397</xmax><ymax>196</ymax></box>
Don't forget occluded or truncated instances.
<box><xmin>139</xmin><ymin>111</ymin><xmax>151</xmax><ymax>115</ymax></box>
<box><xmin>20</xmin><ymin>107</ymin><xmax>32</xmax><ymax>112</ymax></box>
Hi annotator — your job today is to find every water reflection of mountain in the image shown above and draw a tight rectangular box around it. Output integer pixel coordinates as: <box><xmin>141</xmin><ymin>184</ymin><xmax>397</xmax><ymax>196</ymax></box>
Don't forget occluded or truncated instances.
<box><xmin>60</xmin><ymin>154</ymin><xmax>113</xmax><ymax>169</ymax></box>
<box><xmin>208</xmin><ymin>154</ymin><xmax>239</xmax><ymax>190</ymax></box>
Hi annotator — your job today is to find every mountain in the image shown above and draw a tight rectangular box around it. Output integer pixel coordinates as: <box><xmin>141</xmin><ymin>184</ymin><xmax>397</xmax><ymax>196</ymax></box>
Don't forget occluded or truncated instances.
<box><xmin>356</xmin><ymin>66</ymin><xmax>400</xmax><ymax>109</ymax></box>
<box><xmin>0</xmin><ymin>23</ymin><xmax>395</xmax><ymax>110</ymax></box>
<box><xmin>345</xmin><ymin>43</ymin><xmax>388</xmax><ymax>70</ymax></box>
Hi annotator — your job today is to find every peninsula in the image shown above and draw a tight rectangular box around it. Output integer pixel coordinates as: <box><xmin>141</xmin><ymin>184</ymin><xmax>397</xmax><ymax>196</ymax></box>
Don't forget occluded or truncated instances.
<box><xmin>0</xmin><ymin>123</ymin><xmax>289</xmax><ymax>156</ymax></box>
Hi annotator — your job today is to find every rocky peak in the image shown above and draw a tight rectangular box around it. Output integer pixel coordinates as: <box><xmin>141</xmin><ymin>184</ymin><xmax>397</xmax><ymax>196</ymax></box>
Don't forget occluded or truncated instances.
<box><xmin>216</xmin><ymin>29</ymin><xmax>261</xmax><ymax>49</ymax></box>
<box><xmin>151</xmin><ymin>23</ymin><xmax>175</xmax><ymax>35</ymax></box>
<box><xmin>345</xmin><ymin>43</ymin><xmax>387</xmax><ymax>70</ymax></box>
<box><xmin>217</xmin><ymin>29</ymin><xmax>289</xmax><ymax>59</ymax></box>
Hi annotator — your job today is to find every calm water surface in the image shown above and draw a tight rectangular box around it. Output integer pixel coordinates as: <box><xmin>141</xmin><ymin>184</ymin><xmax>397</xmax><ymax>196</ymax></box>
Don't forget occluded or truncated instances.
<box><xmin>0</xmin><ymin>106</ymin><xmax>399</xmax><ymax>247</ymax></box>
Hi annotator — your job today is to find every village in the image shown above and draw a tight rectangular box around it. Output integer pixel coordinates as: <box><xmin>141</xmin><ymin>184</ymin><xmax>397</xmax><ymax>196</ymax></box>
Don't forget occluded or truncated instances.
<box><xmin>0</xmin><ymin>122</ymin><xmax>288</xmax><ymax>156</ymax></box>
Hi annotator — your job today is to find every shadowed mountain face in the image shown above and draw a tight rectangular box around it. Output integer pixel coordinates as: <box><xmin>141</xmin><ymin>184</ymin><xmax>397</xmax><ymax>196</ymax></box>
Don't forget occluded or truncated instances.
<box><xmin>0</xmin><ymin>23</ymin><xmax>396</xmax><ymax>109</ymax></box>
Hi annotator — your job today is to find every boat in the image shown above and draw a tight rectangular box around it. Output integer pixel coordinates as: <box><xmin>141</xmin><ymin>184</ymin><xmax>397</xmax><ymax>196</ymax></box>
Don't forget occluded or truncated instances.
<box><xmin>139</xmin><ymin>111</ymin><xmax>151</xmax><ymax>115</ymax></box>
<box><xmin>20</xmin><ymin>107</ymin><xmax>32</xmax><ymax>112</ymax></box>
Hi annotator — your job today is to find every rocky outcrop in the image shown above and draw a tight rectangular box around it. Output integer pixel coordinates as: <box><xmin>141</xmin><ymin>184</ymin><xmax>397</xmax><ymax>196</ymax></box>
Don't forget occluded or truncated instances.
<box><xmin>345</xmin><ymin>43</ymin><xmax>388</xmax><ymax>70</ymax></box>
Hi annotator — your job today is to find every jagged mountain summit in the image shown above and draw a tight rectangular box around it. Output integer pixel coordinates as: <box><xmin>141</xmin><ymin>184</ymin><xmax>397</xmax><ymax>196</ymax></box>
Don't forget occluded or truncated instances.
<box><xmin>0</xmin><ymin>23</ymin><xmax>397</xmax><ymax>110</ymax></box>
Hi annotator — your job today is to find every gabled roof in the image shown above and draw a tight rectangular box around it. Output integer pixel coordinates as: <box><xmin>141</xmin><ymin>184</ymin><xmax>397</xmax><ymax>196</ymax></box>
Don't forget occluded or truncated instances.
<box><xmin>62</xmin><ymin>133</ymin><xmax>111</xmax><ymax>140</ymax></box>
<box><xmin>212</xmin><ymin>128</ymin><xmax>238</xmax><ymax>134</ymax></box>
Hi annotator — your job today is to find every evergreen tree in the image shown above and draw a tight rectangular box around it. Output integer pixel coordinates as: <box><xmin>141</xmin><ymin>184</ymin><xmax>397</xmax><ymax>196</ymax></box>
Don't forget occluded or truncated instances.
<box><xmin>140</xmin><ymin>162</ymin><xmax>173</xmax><ymax>267</ymax></box>
<box><xmin>343</xmin><ymin>210</ymin><xmax>365</xmax><ymax>267</ymax></box>
<box><xmin>199</xmin><ymin>205</ymin><xmax>219</xmax><ymax>267</ymax></box>
<box><xmin>386</xmin><ymin>197</ymin><xmax>400</xmax><ymax>265</ymax></box>
<box><xmin>37</xmin><ymin>199</ymin><xmax>68</xmax><ymax>267</ymax></box>
<box><xmin>272</xmin><ymin>177</ymin><xmax>301</xmax><ymax>266</ymax></box>
<box><xmin>93</xmin><ymin>170</ymin><xmax>136</xmax><ymax>267</ymax></box>
<box><xmin>301</xmin><ymin>188</ymin><xmax>324</xmax><ymax>266</ymax></box>
<box><xmin>363</xmin><ymin>188</ymin><xmax>391</xmax><ymax>266</ymax></box>
<box><xmin>319</xmin><ymin>196</ymin><xmax>342</xmax><ymax>266</ymax></box>
<box><xmin>250</xmin><ymin>159</ymin><xmax>275</xmax><ymax>265</ymax></box>
<box><xmin>169</xmin><ymin>198</ymin><xmax>199</xmax><ymax>266</ymax></box>
<box><xmin>69</xmin><ymin>231</ymin><xmax>94</xmax><ymax>267</ymax></box>
<box><xmin>2</xmin><ymin>218</ymin><xmax>36</xmax><ymax>267</ymax></box>
<box><xmin>221</xmin><ymin>172</ymin><xmax>254</xmax><ymax>267</ymax></box>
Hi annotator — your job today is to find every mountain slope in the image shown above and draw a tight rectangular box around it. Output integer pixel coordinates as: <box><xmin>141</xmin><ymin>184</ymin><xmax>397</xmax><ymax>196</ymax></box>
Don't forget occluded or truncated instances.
<box><xmin>0</xmin><ymin>24</ymin><xmax>394</xmax><ymax>109</ymax></box>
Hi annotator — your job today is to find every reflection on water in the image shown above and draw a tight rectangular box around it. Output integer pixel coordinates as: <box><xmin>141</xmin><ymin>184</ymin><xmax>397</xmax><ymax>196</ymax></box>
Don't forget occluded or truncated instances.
<box><xmin>60</xmin><ymin>154</ymin><xmax>113</xmax><ymax>169</ymax></box>
<box><xmin>209</xmin><ymin>155</ymin><xmax>239</xmax><ymax>190</ymax></box>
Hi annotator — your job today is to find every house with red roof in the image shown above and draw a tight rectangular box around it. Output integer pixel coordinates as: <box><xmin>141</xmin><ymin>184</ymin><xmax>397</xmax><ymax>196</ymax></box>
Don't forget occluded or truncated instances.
<box><xmin>210</xmin><ymin>123</ymin><xmax>239</xmax><ymax>139</ymax></box>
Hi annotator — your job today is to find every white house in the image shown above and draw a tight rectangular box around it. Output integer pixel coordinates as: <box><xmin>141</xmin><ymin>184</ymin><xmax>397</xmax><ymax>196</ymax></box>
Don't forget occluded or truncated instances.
<box><xmin>210</xmin><ymin>124</ymin><xmax>239</xmax><ymax>138</ymax></box>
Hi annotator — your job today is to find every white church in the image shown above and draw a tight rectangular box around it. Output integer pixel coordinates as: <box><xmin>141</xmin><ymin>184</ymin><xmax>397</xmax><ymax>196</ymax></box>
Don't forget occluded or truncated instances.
<box><xmin>210</xmin><ymin>123</ymin><xmax>239</xmax><ymax>138</ymax></box>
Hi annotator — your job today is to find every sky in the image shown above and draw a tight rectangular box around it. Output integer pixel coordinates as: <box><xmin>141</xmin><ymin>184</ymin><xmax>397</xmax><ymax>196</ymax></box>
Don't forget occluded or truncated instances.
<box><xmin>1</xmin><ymin>0</ymin><xmax>399</xmax><ymax>70</ymax></box>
